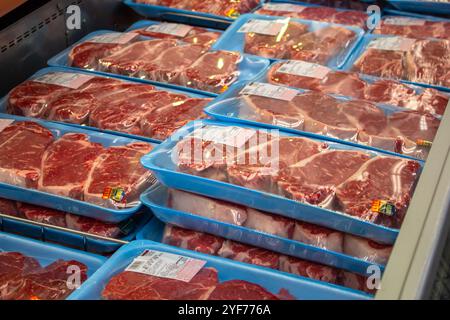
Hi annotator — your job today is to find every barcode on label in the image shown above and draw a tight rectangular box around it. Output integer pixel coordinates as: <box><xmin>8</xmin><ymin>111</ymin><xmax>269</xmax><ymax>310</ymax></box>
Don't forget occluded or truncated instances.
<box><xmin>145</xmin><ymin>23</ymin><xmax>193</xmax><ymax>37</ymax></box>
<box><xmin>240</xmin><ymin>82</ymin><xmax>298</xmax><ymax>101</ymax></box>
<box><xmin>125</xmin><ymin>250</ymin><xmax>206</xmax><ymax>283</ymax></box>
<box><xmin>368</xmin><ymin>37</ymin><xmax>415</xmax><ymax>51</ymax></box>
<box><xmin>238</xmin><ymin>19</ymin><xmax>288</xmax><ymax>36</ymax></box>
<box><xmin>383</xmin><ymin>17</ymin><xmax>425</xmax><ymax>26</ymax></box>
<box><xmin>277</xmin><ymin>61</ymin><xmax>331</xmax><ymax>79</ymax></box>
<box><xmin>0</xmin><ymin>119</ymin><xmax>14</xmax><ymax>133</ymax></box>
<box><xmin>190</xmin><ymin>125</ymin><xmax>256</xmax><ymax>149</ymax></box>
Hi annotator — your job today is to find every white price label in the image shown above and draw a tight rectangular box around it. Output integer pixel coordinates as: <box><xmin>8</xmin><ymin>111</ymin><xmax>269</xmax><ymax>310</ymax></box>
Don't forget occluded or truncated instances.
<box><xmin>145</xmin><ymin>23</ymin><xmax>193</xmax><ymax>37</ymax></box>
<box><xmin>33</xmin><ymin>72</ymin><xmax>95</xmax><ymax>89</ymax></box>
<box><xmin>383</xmin><ymin>17</ymin><xmax>425</xmax><ymax>26</ymax></box>
<box><xmin>261</xmin><ymin>3</ymin><xmax>306</xmax><ymax>12</ymax></box>
<box><xmin>277</xmin><ymin>61</ymin><xmax>331</xmax><ymax>79</ymax></box>
<box><xmin>0</xmin><ymin>119</ymin><xmax>14</xmax><ymax>133</ymax></box>
<box><xmin>89</xmin><ymin>32</ymin><xmax>138</xmax><ymax>44</ymax></box>
<box><xmin>238</xmin><ymin>19</ymin><xmax>288</xmax><ymax>36</ymax></box>
<box><xmin>368</xmin><ymin>36</ymin><xmax>415</xmax><ymax>51</ymax></box>
<box><xmin>126</xmin><ymin>250</ymin><xmax>206</xmax><ymax>283</ymax></box>
<box><xmin>191</xmin><ymin>125</ymin><xmax>257</xmax><ymax>149</ymax></box>
<box><xmin>240</xmin><ymin>82</ymin><xmax>298</xmax><ymax>101</ymax></box>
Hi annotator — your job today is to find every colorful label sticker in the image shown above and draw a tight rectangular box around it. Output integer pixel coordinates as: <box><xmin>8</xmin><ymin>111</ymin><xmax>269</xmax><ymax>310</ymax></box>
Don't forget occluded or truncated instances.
<box><xmin>125</xmin><ymin>250</ymin><xmax>207</xmax><ymax>283</ymax></box>
<box><xmin>237</xmin><ymin>19</ymin><xmax>288</xmax><ymax>36</ymax></box>
<box><xmin>240</xmin><ymin>82</ymin><xmax>298</xmax><ymax>101</ymax></box>
<box><xmin>0</xmin><ymin>119</ymin><xmax>14</xmax><ymax>133</ymax></box>
<box><xmin>33</xmin><ymin>72</ymin><xmax>94</xmax><ymax>89</ymax></box>
<box><xmin>371</xmin><ymin>200</ymin><xmax>396</xmax><ymax>217</ymax></box>
<box><xmin>145</xmin><ymin>23</ymin><xmax>193</xmax><ymax>38</ymax></box>
<box><xmin>277</xmin><ymin>61</ymin><xmax>331</xmax><ymax>79</ymax></box>
<box><xmin>89</xmin><ymin>32</ymin><xmax>138</xmax><ymax>44</ymax></box>
<box><xmin>191</xmin><ymin>125</ymin><xmax>257</xmax><ymax>149</ymax></box>
<box><xmin>382</xmin><ymin>17</ymin><xmax>426</xmax><ymax>26</ymax></box>
<box><xmin>416</xmin><ymin>139</ymin><xmax>433</xmax><ymax>148</ymax></box>
<box><xmin>226</xmin><ymin>8</ymin><xmax>240</xmax><ymax>18</ymax></box>
<box><xmin>102</xmin><ymin>187</ymin><xmax>126</xmax><ymax>203</ymax></box>
<box><xmin>261</xmin><ymin>3</ymin><xmax>307</xmax><ymax>12</ymax></box>
<box><xmin>368</xmin><ymin>36</ymin><xmax>416</xmax><ymax>51</ymax></box>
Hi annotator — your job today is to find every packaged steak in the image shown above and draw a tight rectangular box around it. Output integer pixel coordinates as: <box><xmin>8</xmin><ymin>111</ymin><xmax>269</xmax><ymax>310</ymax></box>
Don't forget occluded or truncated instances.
<box><xmin>205</xmin><ymin>82</ymin><xmax>441</xmax><ymax>160</ymax></box>
<box><xmin>254</xmin><ymin>2</ymin><xmax>368</xmax><ymax>29</ymax></box>
<box><xmin>6</xmin><ymin>69</ymin><xmax>212</xmax><ymax>141</ymax></box>
<box><xmin>265</xmin><ymin>60</ymin><xmax>449</xmax><ymax>116</ymax></box>
<box><xmin>133</xmin><ymin>0</ymin><xmax>261</xmax><ymax>18</ymax></box>
<box><xmin>350</xmin><ymin>35</ymin><xmax>450</xmax><ymax>89</ymax></box>
<box><xmin>373</xmin><ymin>16</ymin><xmax>450</xmax><ymax>40</ymax></box>
<box><xmin>213</xmin><ymin>14</ymin><xmax>363</xmax><ymax>68</ymax></box>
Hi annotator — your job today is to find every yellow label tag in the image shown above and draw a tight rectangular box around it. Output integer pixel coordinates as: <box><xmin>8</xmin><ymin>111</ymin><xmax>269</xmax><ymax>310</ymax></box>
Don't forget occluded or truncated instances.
<box><xmin>416</xmin><ymin>139</ymin><xmax>433</xmax><ymax>148</ymax></box>
<box><xmin>102</xmin><ymin>187</ymin><xmax>126</xmax><ymax>203</ymax></box>
<box><xmin>225</xmin><ymin>8</ymin><xmax>240</xmax><ymax>18</ymax></box>
<box><xmin>220</xmin><ymin>85</ymin><xmax>229</xmax><ymax>93</ymax></box>
<box><xmin>371</xmin><ymin>200</ymin><xmax>396</xmax><ymax>216</ymax></box>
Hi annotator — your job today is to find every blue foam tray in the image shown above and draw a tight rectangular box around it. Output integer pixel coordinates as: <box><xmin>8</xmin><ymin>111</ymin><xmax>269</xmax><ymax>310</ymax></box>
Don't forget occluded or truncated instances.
<box><xmin>0</xmin><ymin>114</ymin><xmax>157</xmax><ymax>223</ymax></box>
<box><xmin>212</xmin><ymin>13</ymin><xmax>365</xmax><ymax>69</ymax></box>
<box><xmin>138</xmin><ymin>184</ymin><xmax>385</xmax><ymax>275</ymax></box>
<box><xmin>0</xmin><ymin>231</ymin><xmax>106</xmax><ymax>299</ymax></box>
<box><xmin>69</xmin><ymin>239</ymin><xmax>371</xmax><ymax>300</ymax></box>
<box><xmin>139</xmin><ymin>119</ymin><xmax>419</xmax><ymax>244</ymax></box>
<box><xmin>47</xmin><ymin>30</ymin><xmax>270</xmax><ymax>97</ymax></box>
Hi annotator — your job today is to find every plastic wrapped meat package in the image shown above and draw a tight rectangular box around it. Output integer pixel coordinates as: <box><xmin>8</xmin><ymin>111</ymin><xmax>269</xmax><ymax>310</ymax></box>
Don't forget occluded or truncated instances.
<box><xmin>133</xmin><ymin>0</ymin><xmax>261</xmax><ymax>18</ymax></box>
<box><xmin>0</xmin><ymin>198</ymin><xmax>130</xmax><ymax>239</ymax></box>
<box><xmin>214</xmin><ymin>14</ymin><xmax>363</xmax><ymax>68</ymax></box>
<box><xmin>65</xmin><ymin>31</ymin><xmax>245</xmax><ymax>94</ymax></box>
<box><xmin>373</xmin><ymin>16</ymin><xmax>450</xmax><ymax>40</ymax></box>
<box><xmin>101</xmin><ymin>250</ymin><xmax>291</xmax><ymax>300</ymax></box>
<box><xmin>350</xmin><ymin>35</ymin><xmax>450</xmax><ymax>89</ymax></box>
<box><xmin>166</xmin><ymin>188</ymin><xmax>393</xmax><ymax>265</ymax></box>
<box><xmin>6</xmin><ymin>70</ymin><xmax>212</xmax><ymax>141</ymax></box>
<box><xmin>161</xmin><ymin>224</ymin><xmax>376</xmax><ymax>294</ymax></box>
<box><xmin>266</xmin><ymin>60</ymin><xmax>449</xmax><ymax>116</ymax></box>
<box><xmin>170</xmin><ymin>124</ymin><xmax>421</xmax><ymax>230</ymax></box>
<box><xmin>0</xmin><ymin>251</ymin><xmax>88</xmax><ymax>300</ymax></box>
<box><xmin>254</xmin><ymin>2</ymin><xmax>368</xmax><ymax>29</ymax></box>
<box><xmin>130</xmin><ymin>22</ymin><xmax>221</xmax><ymax>48</ymax></box>
<box><xmin>280</xmin><ymin>0</ymin><xmax>371</xmax><ymax>11</ymax></box>
<box><xmin>205</xmin><ymin>82</ymin><xmax>440</xmax><ymax>160</ymax></box>
<box><xmin>0</xmin><ymin>119</ymin><xmax>154</xmax><ymax>210</ymax></box>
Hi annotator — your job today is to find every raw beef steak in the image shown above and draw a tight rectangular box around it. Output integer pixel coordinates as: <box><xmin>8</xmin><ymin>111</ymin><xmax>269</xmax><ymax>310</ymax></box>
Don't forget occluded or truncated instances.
<box><xmin>17</xmin><ymin>202</ymin><xmax>66</xmax><ymax>227</ymax></box>
<box><xmin>243</xmin><ymin>208</ymin><xmax>295</xmax><ymax>239</ymax></box>
<box><xmin>217</xmin><ymin>240</ymin><xmax>281</xmax><ymax>270</ymax></box>
<box><xmin>176</xmin><ymin>50</ymin><xmax>241</xmax><ymax>93</ymax></box>
<box><xmin>277</xmin><ymin>150</ymin><xmax>370</xmax><ymax>207</ymax></box>
<box><xmin>84</xmin><ymin>142</ymin><xmax>154</xmax><ymax>208</ymax></box>
<box><xmin>65</xmin><ymin>214</ymin><xmax>122</xmax><ymax>238</ymax></box>
<box><xmin>68</xmin><ymin>40</ymin><xmax>126</xmax><ymax>70</ymax></box>
<box><xmin>374</xmin><ymin>17</ymin><xmax>450</xmax><ymax>40</ymax></box>
<box><xmin>0</xmin><ymin>121</ymin><xmax>54</xmax><ymax>188</ymax></box>
<box><xmin>168</xmin><ymin>189</ymin><xmax>248</xmax><ymax>225</ymax></box>
<box><xmin>335</xmin><ymin>156</ymin><xmax>421</xmax><ymax>228</ymax></box>
<box><xmin>38</xmin><ymin>133</ymin><xmax>104</xmax><ymax>199</ymax></box>
<box><xmin>343</xmin><ymin>235</ymin><xmax>393</xmax><ymax>265</ymax></box>
<box><xmin>162</xmin><ymin>224</ymin><xmax>225</xmax><ymax>255</ymax></box>
<box><xmin>208</xmin><ymin>280</ymin><xmax>278</xmax><ymax>300</ymax></box>
<box><xmin>293</xmin><ymin>221</ymin><xmax>344</xmax><ymax>253</ymax></box>
<box><xmin>0</xmin><ymin>198</ymin><xmax>19</xmax><ymax>216</ymax></box>
<box><xmin>279</xmin><ymin>255</ymin><xmax>339</xmax><ymax>284</ymax></box>
<box><xmin>339</xmin><ymin>271</ymin><xmax>377</xmax><ymax>295</ymax></box>
<box><xmin>102</xmin><ymin>268</ymin><xmax>218</xmax><ymax>300</ymax></box>
<box><xmin>44</xmin><ymin>91</ymin><xmax>99</xmax><ymax>124</ymax></box>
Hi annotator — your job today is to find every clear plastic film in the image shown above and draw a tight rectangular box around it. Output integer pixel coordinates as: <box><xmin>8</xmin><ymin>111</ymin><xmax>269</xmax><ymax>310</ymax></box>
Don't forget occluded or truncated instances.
<box><xmin>170</xmin><ymin>123</ymin><xmax>422</xmax><ymax>230</ymax></box>
<box><xmin>351</xmin><ymin>35</ymin><xmax>450</xmax><ymax>89</ymax></box>
<box><xmin>373</xmin><ymin>16</ymin><xmax>450</xmax><ymax>40</ymax></box>
<box><xmin>0</xmin><ymin>118</ymin><xmax>155</xmax><ymax>211</ymax></box>
<box><xmin>161</xmin><ymin>223</ymin><xmax>376</xmax><ymax>294</ymax></box>
<box><xmin>254</xmin><ymin>2</ymin><xmax>368</xmax><ymax>29</ymax></box>
<box><xmin>67</xmin><ymin>33</ymin><xmax>243</xmax><ymax>94</ymax></box>
<box><xmin>6</xmin><ymin>70</ymin><xmax>212</xmax><ymax>141</ymax></box>
<box><xmin>236</xmin><ymin>16</ymin><xmax>360</xmax><ymax>66</ymax></box>
<box><xmin>206</xmin><ymin>82</ymin><xmax>441</xmax><ymax>160</ymax></box>
<box><xmin>133</xmin><ymin>0</ymin><xmax>261</xmax><ymax>18</ymax></box>
<box><xmin>165</xmin><ymin>187</ymin><xmax>393</xmax><ymax>264</ymax></box>
<box><xmin>266</xmin><ymin>60</ymin><xmax>449</xmax><ymax>116</ymax></box>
